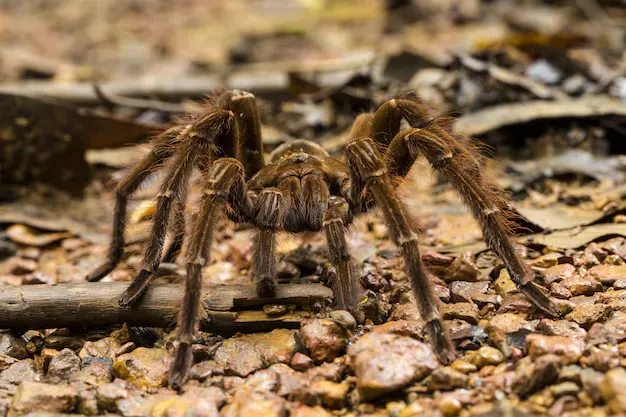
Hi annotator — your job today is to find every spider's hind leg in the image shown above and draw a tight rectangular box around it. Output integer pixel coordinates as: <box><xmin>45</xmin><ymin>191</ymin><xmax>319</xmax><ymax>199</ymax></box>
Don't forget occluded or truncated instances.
<box><xmin>87</xmin><ymin>126</ymin><xmax>185</xmax><ymax>282</ymax></box>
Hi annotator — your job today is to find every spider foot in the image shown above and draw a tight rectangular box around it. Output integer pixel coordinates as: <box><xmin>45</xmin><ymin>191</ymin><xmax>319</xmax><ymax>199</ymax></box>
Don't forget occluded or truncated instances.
<box><xmin>118</xmin><ymin>269</ymin><xmax>153</xmax><ymax>307</ymax></box>
<box><xmin>426</xmin><ymin>319</ymin><xmax>456</xmax><ymax>365</ymax></box>
<box><xmin>256</xmin><ymin>278</ymin><xmax>277</xmax><ymax>299</ymax></box>
<box><xmin>522</xmin><ymin>282</ymin><xmax>561</xmax><ymax>318</ymax></box>
<box><xmin>168</xmin><ymin>342</ymin><xmax>193</xmax><ymax>391</ymax></box>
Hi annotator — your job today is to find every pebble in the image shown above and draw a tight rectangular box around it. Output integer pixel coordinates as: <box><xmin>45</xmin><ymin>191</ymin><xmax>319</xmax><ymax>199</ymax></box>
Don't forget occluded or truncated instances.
<box><xmin>561</xmin><ymin>275</ymin><xmax>602</xmax><ymax>296</ymax></box>
<box><xmin>442</xmin><ymin>302</ymin><xmax>479</xmax><ymax>324</ymax></box>
<box><xmin>443</xmin><ymin>253</ymin><xmax>479</xmax><ymax>282</ymax></box>
<box><xmin>79</xmin><ymin>337</ymin><xmax>122</xmax><ymax>360</ymax></box>
<box><xmin>486</xmin><ymin>313</ymin><xmax>530</xmax><ymax>345</ymax></box>
<box><xmin>0</xmin><ymin>359</ymin><xmax>41</xmax><ymax>384</ymax></box>
<box><xmin>536</xmin><ymin>319</ymin><xmax>586</xmax><ymax>338</ymax></box>
<box><xmin>428</xmin><ymin>366</ymin><xmax>468</xmax><ymax>391</ymax></box>
<box><xmin>9</xmin><ymin>381</ymin><xmax>78</xmax><ymax>415</ymax></box>
<box><xmin>263</xmin><ymin>304</ymin><xmax>288</xmax><ymax>317</ymax></box>
<box><xmin>526</xmin><ymin>335</ymin><xmax>584</xmax><ymax>364</ymax></box>
<box><xmin>600</xmin><ymin>367</ymin><xmax>626</xmax><ymax>413</ymax></box>
<box><xmin>299</xmin><ymin>319</ymin><xmax>348</xmax><ymax>364</ymax></box>
<box><xmin>221</xmin><ymin>392</ymin><xmax>286</xmax><ymax>417</ymax></box>
<box><xmin>439</xmin><ymin>396</ymin><xmax>462</xmax><ymax>417</ymax></box>
<box><xmin>0</xmin><ymin>333</ymin><xmax>28</xmax><ymax>359</ymax></box>
<box><xmin>449</xmin><ymin>280</ymin><xmax>490</xmax><ymax>303</ymax></box>
<box><xmin>467</xmin><ymin>346</ymin><xmax>504</xmax><ymax>368</ymax></box>
<box><xmin>512</xmin><ymin>354</ymin><xmax>560</xmax><ymax>397</ymax></box>
<box><xmin>96</xmin><ymin>380</ymin><xmax>132</xmax><ymax>412</ymax></box>
<box><xmin>329</xmin><ymin>310</ymin><xmax>357</xmax><ymax>331</ymax></box>
<box><xmin>494</xmin><ymin>270</ymin><xmax>517</xmax><ymax>296</ymax></box>
<box><xmin>290</xmin><ymin>352</ymin><xmax>314</xmax><ymax>371</ymax></box>
<box><xmin>212</xmin><ymin>329</ymin><xmax>297</xmax><ymax>377</ymax></box>
<box><xmin>47</xmin><ymin>348</ymin><xmax>80</xmax><ymax>380</ymax></box>
<box><xmin>450</xmin><ymin>359</ymin><xmax>477</xmax><ymax>374</ymax></box>
<box><xmin>543</xmin><ymin>264</ymin><xmax>576</xmax><ymax>284</ymax></box>
<box><xmin>586</xmin><ymin>264</ymin><xmax>626</xmax><ymax>285</ymax></box>
<box><xmin>565</xmin><ymin>304</ymin><xmax>611</xmax><ymax>328</ymax></box>
<box><xmin>291</xmin><ymin>405</ymin><xmax>334</xmax><ymax>417</ymax></box>
<box><xmin>531</xmin><ymin>252</ymin><xmax>561</xmax><ymax>268</ymax></box>
<box><xmin>112</xmin><ymin>347</ymin><xmax>171</xmax><ymax>388</ymax></box>
<box><xmin>151</xmin><ymin>386</ymin><xmax>226</xmax><ymax>417</ymax></box>
<box><xmin>307</xmin><ymin>380</ymin><xmax>350</xmax><ymax>408</ymax></box>
<box><xmin>348</xmin><ymin>332</ymin><xmax>438</xmax><ymax>401</ymax></box>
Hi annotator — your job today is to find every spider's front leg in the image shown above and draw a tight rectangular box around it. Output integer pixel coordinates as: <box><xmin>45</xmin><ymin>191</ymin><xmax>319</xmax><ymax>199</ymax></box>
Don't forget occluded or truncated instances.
<box><xmin>118</xmin><ymin>109</ymin><xmax>237</xmax><ymax>307</ymax></box>
<box><xmin>386</xmin><ymin>122</ymin><xmax>560</xmax><ymax>318</ymax></box>
<box><xmin>345</xmin><ymin>138</ymin><xmax>456</xmax><ymax>364</ymax></box>
<box><xmin>169</xmin><ymin>157</ymin><xmax>250</xmax><ymax>389</ymax></box>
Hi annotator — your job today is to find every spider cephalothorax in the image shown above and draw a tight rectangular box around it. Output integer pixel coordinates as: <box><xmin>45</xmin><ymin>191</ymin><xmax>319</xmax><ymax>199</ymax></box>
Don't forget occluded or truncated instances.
<box><xmin>88</xmin><ymin>90</ymin><xmax>559</xmax><ymax>388</ymax></box>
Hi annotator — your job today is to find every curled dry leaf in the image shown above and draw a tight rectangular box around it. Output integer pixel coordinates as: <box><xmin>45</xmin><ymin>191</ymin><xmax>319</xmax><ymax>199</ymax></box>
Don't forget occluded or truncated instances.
<box><xmin>6</xmin><ymin>224</ymin><xmax>73</xmax><ymax>247</ymax></box>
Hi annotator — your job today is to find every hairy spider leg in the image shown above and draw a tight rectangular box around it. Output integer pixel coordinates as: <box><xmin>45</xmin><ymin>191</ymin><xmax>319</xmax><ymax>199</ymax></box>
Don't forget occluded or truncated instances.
<box><xmin>323</xmin><ymin>196</ymin><xmax>361</xmax><ymax>311</ymax></box>
<box><xmin>217</xmin><ymin>90</ymin><xmax>265</xmax><ymax>179</ymax></box>
<box><xmin>346</xmin><ymin>137</ymin><xmax>456</xmax><ymax>365</ymax></box>
<box><xmin>87</xmin><ymin>125</ymin><xmax>186</xmax><ymax>282</ymax></box>
<box><xmin>169</xmin><ymin>157</ymin><xmax>250</xmax><ymax>389</ymax></box>
<box><xmin>251</xmin><ymin>187</ymin><xmax>283</xmax><ymax>298</ymax></box>
<box><xmin>118</xmin><ymin>109</ymin><xmax>238</xmax><ymax>307</ymax></box>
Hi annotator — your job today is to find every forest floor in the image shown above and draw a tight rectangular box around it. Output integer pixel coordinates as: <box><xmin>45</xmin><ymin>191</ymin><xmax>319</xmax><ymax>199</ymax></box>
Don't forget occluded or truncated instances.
<box><xmin>2</xmin><ymin>1</ymin><xmax>626</xmax><ymax>416</ymax></box>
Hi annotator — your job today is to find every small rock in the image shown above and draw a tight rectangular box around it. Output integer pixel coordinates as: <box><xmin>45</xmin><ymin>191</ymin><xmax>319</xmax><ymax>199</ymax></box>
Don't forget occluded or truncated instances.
<box><xmin>290</xmin><ymin>352</ymin><xmax>314</xmax><ymax>371</ymax></box>
<box><xmin>291</xmin><ymin>405</ymin><xmax>334</xmax><ymax>417</ymax></box>
<box><xmin>10</xmin><ymin>381</ymin><xmax>77</xmax><ymax>415</ymax></box>
<box><xmin>22</xmin><ymin>330</ymin><xmax>44</xmax><ymax>355</ymax></box>
<box><xmin>0</xmin><ymin>354</ymin><xmax>18</xmax><ymax>371</ymax></box>
<box><xmin>0</xmin><ymin>332</ymin><xmax>28</xmax><ymax>359</ymax></box>
<box><xmin>531</xmin><ymin>252</ymin><xmax>561</xmax><ymax>268</ymax></box>
<box><xmin>263</xmin><ymin>304</ymin><xmax>288</xmax><ymax>317</ymax></box>
<box><xmin>561</xmin><ymin>275</ymin><xmax>602</xmax><ymax>296</ymax></box>
<box><xmin>526</xmin><ymin>334</ymin><xmax>584</xmax><ymax>364</ymax></box>
<box><xmin>189</xmin><ymin>360</ymin><xmax>224</xmax><ymax>381</ymax></box>
<box><xmin>329</xmin><ymin>310</ymin><xmax>357</xmax><ymax>331</ymax></box>
<box><xmin>151</xmin><ymin>386</ymin><xmax>226</xmax><ymax>417</ymax></box>
<box><xmin>544</xmin><ymin>264</ymin><xmax>576</xmax><ymax>284</ymax></box>
<box><xmin>605</xmin><ymin>254</ymin><xmax>625</xmax><ymax>266</ymax></box>
<box><xmin>213</xmin><ymin>329</ymin><xmax>297</xmax><ymax>377</ymax></box>
<box><xmin>600</xmin><ymin>367</ymin><xmax>626</xmax><ymax>413</ymax></box>
<box><xmin>449</xmin><ymin>280</ymin><xmax>490</xmax><ymax>303</ymax></box>
<box><xmin>373</xmin><ymin>319</ymin><xmax>424</xmax><ymax>340</ymax></box>
<box><xmin>307</xmin><ymin>380</ymin><xmax>350</xmax><ymax>408</ymax></box>
<box><xmin>565</xmin><ymin>304</ymin><xmax>610</xmax><ymax>328</ymax></box>
<box><xmin>450</xmin><ymin>359</ymin><xmax>477</xmax><ymax>374</ymax></box>
<box><xmin>221</xmin><ymin>392</ymin><xmax>286</xmax><ymax>417</ymax></box>
<box><xmin>300</xmin><ymin>319</ymin><xmax>347</xmax><ymax>364</ymax></box>
<box><xmin>348</xmin><ymin>332</ymin><xmax>438</xmax><ymax>401</ymax></box>
<box><xmin>586</xmin><ymin>264</ymin><xmax>626</xmax><ymax>285</ymax></box>
<box><xmin>550</xmin><ymin>381</ymin><xmax>580</xmax><ymax>397</ymax></box>
<box><xmin>512</xmin><ymin>354</ymin><xmax>560</xmax><ymax>397</ymax></box>
<box><xmin>69</xmin><ymin>361</ymin><xmax>112</xmax><ymax>385</ymax></box>
<box><xmin>439</xmin><ymin>396</ymin><xmax>462</xmax><ymax>417</ymax></box>
<box><xmin>113</xmin><ymin>347</ymin><xmax>171</xmax><ymax>388</ymax></box>
<box><xmin>467</xmin><ymin>346</ymin><xmax>504</xmax><ymax>368</ymax></box>
<box><xmin>428</xmin><ymin>366</ymin><xmax>468</xmax><ymax>391</ymax></box>
<box><xmin>0</xmin><ymin>359</ymin><xmax>40</xmax><ymax>384</ymax></box>
<box><xmin>494</xmin><ymin>270</ymin><xmax>517</xmax><ymax>296</ymax></box>
<box><xmin>486</xmin><ymin>313</ymin><xmax>529</xmax><ymax>345</ymax></box>
<box><xmin>444</xmin><ymin>253</ymin><xmax>479</xmax><ymax>282</ymax></box>
<box><xmin>96</xmin><ymin>380</ymin><xmax>132</xmax><ymax>412</ymax></box>
<box><xmin>79</xmin><ymin>337</ymin><xmax>121</xmax><ymax>360</ymax></box>
<box><xmin>442</xmin><ymin>302</ymin><xmax>479</xmax><ymax>324</ymax></box>
<box><xmin>537</xmin><ymin>319</ymin><xmax>586</xmax><ymax>338</ymax></box>
<box><xmin>47</xmin><ymin>348</ymin><xmax>80</xmax><ymax>380</ymax></box>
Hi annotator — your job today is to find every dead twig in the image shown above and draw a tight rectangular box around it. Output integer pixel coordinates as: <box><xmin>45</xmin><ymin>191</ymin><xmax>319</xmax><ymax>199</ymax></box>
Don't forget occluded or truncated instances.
<box><xmin>0</xmin><ymin>282</ymin><xmax>332</xmax><ymax>334</ymax></box>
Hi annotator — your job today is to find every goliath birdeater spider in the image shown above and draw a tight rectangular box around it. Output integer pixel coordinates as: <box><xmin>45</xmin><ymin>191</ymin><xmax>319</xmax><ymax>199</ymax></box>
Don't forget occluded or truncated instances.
<box><xmin>88</xmin><ymin>90</ymin><xmax>559</xmax><ymax>388</ymax></box>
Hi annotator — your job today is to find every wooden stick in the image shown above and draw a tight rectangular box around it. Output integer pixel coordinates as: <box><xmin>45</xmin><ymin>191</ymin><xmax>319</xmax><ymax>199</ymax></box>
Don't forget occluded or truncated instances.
<box><xmin>0</xmin><ymin>283</ymin><xmax>332</xmax><ymax>334</ymax></box>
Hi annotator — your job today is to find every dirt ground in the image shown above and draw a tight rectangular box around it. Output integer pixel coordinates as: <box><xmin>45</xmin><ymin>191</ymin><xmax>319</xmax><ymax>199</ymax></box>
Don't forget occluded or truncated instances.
<box><xmin>2</xmin><ymin>1</ymin><xmax>626</xmax><ymax>416</ymax></box>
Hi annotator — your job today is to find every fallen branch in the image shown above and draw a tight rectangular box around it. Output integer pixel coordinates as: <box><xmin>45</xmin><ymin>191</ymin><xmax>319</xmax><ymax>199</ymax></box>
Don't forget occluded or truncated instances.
<box><xmin>0</xmin><ymin>282</ymin><xmax>332</xmax><ymax>334</ymax></box>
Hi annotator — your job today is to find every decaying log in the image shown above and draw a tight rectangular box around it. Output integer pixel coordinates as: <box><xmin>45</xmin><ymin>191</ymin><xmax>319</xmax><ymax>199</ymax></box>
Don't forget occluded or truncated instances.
<box><xmin>0</xmin><ymin>282</ymin><xmax>332</xmax><ymax>334</ymax></box>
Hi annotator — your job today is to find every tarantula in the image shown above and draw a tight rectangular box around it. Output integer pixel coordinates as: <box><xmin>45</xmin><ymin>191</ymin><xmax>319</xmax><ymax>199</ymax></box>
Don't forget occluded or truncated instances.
<box><xmin>88</xmin><ymin>90</ymin><xmax>559</xmax><ymax>388</ymax></box>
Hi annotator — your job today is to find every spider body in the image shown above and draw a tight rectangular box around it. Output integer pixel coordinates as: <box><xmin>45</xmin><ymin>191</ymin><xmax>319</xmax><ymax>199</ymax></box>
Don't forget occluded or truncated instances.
<box><xmin>88</xmin><ymin>90</ymin><xmax>559</xmax><ymax>389</ymax></box>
